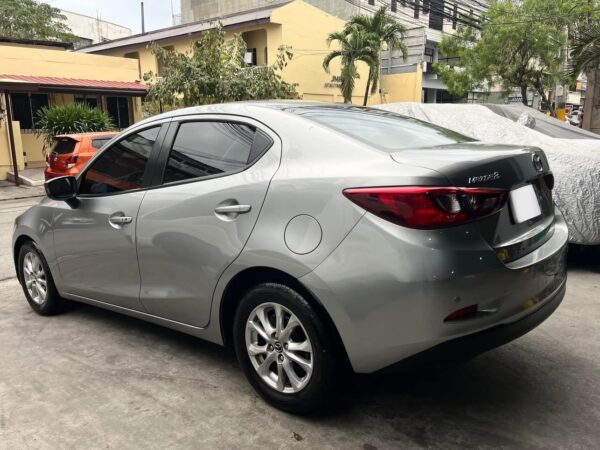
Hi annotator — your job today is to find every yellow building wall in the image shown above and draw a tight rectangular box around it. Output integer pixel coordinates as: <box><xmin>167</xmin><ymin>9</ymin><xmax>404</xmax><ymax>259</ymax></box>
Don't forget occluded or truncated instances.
<box><xmin>272</xmin><ymin>0</ymin><xmax>371</xmax><ymax>104</ymax></box>
<box><xmin>93</xmin><ymin>1</ymin><xmax>377</xmax><ymax>105</ymax></box>
<box><xmin>379</xmin><ymin>66</ymin><xmax>423</xmax><ymax>104</ymax></box>
<box><xmin>0</xmin><ymin>45</ymin><xmax>141</xmax><ymax>81</ymax></box>
<box><xmin>0</xmin><ymin>120</ymin><xmax>25</xmax><ymax>181</ymax></box>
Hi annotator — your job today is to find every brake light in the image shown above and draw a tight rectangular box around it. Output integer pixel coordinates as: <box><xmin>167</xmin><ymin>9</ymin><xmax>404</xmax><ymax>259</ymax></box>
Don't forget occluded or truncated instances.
<box><xmin>66</xmin><ymin>154</ymin><xmax>79</xmax><ymax>169</ymax></box>
<box><xmin>343</xmin><ymin>186</ymin><xmax>508</xmax><ymax>229</ymax></box>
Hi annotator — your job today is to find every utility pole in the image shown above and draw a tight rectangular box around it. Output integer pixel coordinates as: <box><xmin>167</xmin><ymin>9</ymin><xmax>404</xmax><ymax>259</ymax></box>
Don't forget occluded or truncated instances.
<box><xmin>141</xmin><ymin>2</ymin><xmax>146</xmax><ymax>34</ymax></box>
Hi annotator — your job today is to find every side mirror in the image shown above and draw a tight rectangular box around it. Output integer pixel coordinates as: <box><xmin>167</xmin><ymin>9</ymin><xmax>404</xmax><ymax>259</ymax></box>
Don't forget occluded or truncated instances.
<box><xmin>45</xmin><ymin>176</ymin><xmax>77</xmax><ymax>201</ymax></box>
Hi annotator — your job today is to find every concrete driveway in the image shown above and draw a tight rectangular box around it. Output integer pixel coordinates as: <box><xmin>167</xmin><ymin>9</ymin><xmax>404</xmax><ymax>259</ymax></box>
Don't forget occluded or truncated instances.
<box><xmin>1</xmin><ymin>196</ymin><xmax>599</xmax><ymax>449</ymax></box>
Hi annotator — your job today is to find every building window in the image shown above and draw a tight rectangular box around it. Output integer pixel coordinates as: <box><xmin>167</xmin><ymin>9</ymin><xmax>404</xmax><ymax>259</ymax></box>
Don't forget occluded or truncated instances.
<box><xmin>106</xmin><ymin>96</ymin><xmax>132</xmax><ymax>129</ymax></box>
<box><xmin>245</xmin><ymin>48</ymin><xmax>258</xmax><ymax>66</ymax></box>
<box><xmin>429</xmin><ymin>0</ymin><xmax>444</xmax><ymax>30</ymax></box>
<box><xmin>75</xmin><ymin>95</ymin><xmax>99</xmax><ymax>109</ymax></box>
<box><xmin>452</xmin><ymin>3</ymin><xmax>458</xmax><ymax>29</ymax></box>
<box><xmin>414</xmin><ymin>0</ymin><xmax>420</xmax><ymax>19</ymax></box>
<box><xmin>10</xmin><ymin>93</ymin><xmax>49</xmax><ymax>130</ymax></box>
<box><xmin>391</xmin><ymin>0</ymin><xmax>397</xmax><ymax>13</ymax></box>
<box><xmin>368</xmin><ymin>0</ymin><xmax>374</xmax><ymax>5</ymax></box>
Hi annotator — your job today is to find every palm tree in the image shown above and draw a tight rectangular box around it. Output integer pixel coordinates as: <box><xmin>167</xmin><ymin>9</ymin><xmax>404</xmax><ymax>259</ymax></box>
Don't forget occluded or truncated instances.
<box><xmin>323</xmin><ymin>30</ymin><xmax>377</xmax><ymax>103</ymax></box>
<box><xmin>570</xmin><ymin>24</ymin><xmax>600</xmax><ymax>76</ymax></box>
<box><xmin>343</xmin><ymin>6</ymin><xmax>408</xmax><ymax>105</ymax></box>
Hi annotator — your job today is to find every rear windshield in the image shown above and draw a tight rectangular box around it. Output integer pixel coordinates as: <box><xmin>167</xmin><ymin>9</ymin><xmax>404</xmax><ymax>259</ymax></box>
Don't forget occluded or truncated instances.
<box><xmin>52</xmin><ymin>139</ymin><xmax>77</xmax><ymax>154</ymax></box>
<box><xmin>290</xmin><ymin>107</ymin><xmax>475</xmax><ymax>151</ymax></box>
<box><xmin>92</xmin><ymin>138</ymin><xmax>112</xmax><ymax>149</ymax></box>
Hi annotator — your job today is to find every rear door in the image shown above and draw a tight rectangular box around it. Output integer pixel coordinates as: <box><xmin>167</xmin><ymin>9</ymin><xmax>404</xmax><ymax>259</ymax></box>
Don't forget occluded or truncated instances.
<box><xmin>136</xmin><ymin>116</ymin><xmax>281</xmax><ymax>327</ymax></box>
<box><xmin>52</xmin><ymin>124</ymin><xmax>168</xmax><ymax>310</ymax></box>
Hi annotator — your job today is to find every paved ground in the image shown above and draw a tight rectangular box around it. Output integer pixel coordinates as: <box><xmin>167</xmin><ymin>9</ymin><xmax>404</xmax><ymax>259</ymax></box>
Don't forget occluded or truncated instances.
<box><xmin>1</xmin><ymin>196</ymin><xmax>599</xmax><ymax>449</ymax></box>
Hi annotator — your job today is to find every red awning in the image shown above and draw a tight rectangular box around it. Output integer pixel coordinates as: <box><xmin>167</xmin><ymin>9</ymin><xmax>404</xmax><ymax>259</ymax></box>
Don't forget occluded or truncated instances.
<box><xmin>0</xmin><ymin>74</ymin><xmax>147</xmax><ymax>96</ymax></box>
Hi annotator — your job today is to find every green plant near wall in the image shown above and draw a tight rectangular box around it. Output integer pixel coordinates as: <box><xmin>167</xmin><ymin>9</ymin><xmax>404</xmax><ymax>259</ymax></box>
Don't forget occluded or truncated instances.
<box><xmin>35</xmin><ymin>103</ymin><xmax>114</xmax><ymax>148</ymax></box>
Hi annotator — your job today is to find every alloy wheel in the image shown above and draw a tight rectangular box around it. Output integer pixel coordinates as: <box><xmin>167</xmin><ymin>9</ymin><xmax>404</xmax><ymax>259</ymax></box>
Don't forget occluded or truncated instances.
<box><xmin>23</xmin><ymin>252</ymin><xmax>48</xmax><ymax>305</ymax></box>
<box><xmin>245</xmin><ymin>302</ymin><xmax>313</xmax><ymax>393</ymax></box>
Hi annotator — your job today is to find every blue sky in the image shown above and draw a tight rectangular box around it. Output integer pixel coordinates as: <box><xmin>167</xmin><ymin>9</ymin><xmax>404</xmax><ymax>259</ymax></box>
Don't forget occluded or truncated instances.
<box><xmin>42</xmin><ymin>0</ymin><xmax>182</xmax><ymax>34</ymax></box>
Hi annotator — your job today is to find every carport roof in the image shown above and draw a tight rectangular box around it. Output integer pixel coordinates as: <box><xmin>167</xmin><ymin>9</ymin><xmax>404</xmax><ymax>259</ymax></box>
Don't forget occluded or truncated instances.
<box><xmin>0</xmin><ymin>74</ymin><xmax>148</xmax><ymax>96</ymax></box>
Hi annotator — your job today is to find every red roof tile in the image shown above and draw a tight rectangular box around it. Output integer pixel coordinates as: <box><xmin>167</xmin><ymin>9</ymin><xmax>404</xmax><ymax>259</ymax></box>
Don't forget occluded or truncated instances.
<box><xmin>0</xmin><ymin>74</ymin><xmax>147</xmax><ymax>93</ymax></box>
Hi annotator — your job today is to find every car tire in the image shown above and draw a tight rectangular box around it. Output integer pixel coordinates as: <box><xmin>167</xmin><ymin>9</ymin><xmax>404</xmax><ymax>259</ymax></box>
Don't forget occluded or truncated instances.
<box><xmin>18</xmin><ymin>241</ymin><xmax>66</xmax><ymax>316</ymax></box>
<box><xmin>233</xmin><ymin>282</ymin><xmax>338</xmax><ymax>414</ymax></box>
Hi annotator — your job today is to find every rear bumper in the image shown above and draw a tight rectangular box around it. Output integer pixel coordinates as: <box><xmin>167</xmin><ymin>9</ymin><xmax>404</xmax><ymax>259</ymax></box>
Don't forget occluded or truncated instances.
<box><xmin>378</xmin><ymin>277</ymin><xmax>566</xmax><ymax>373</ymax></box>
<box><xmin>300</xmin><ymin>209</ymin><xmax>569</xmax><ymax>373</ymax></box>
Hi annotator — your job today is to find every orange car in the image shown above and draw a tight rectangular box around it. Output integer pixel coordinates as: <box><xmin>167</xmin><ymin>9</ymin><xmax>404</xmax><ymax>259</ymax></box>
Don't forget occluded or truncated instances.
<box><xmin>45</xmin><ymin>132</ymin><xmax>118</xmax><ymax>180</ymax></box>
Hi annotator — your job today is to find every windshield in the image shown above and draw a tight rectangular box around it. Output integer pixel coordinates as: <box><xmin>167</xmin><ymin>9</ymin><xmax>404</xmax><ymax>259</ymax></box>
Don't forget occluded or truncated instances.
<box><xmin>289</xmin><ymin>106</ymin><xmax>475</xmax><ymax>152</ymax></box>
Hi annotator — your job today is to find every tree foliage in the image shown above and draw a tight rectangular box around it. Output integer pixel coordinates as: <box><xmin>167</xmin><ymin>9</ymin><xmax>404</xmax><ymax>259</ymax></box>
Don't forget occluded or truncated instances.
<box><xmin>570</xmin><ymin>24</ymin><xmax>600</xmax><ymax>78</ymax></box>
<box><xmin>0</xmin><ymin>0</ymin><xmax>76</xmax><ymax>42</ymax></box>
<box><xmin>342</xmin><ymin>7</ymin><xmax>408</xmax><ymax>105</ymax></box>
<box><xmin>323</xmin><ymin>7</ymin><xmax>407</xmax><ymax>105</ymax></box>
<box><xmin>435</xmin><ymin>0</ymin><xmax>596</xmax><ymax>109</ymax></box>
<box><xmin>323</xmin><ymin>30</ymin><xmax>376</xmax><ymax>104</ymax></box>
<box><xmin>35</xmin><ymin>103</ymin><xmax>114</xmax><ymax>147</ymax></box>
<box><xmin>143</xmin><ymin>27</ymin><xmax>299</xmax><ymax>107</ymax></box>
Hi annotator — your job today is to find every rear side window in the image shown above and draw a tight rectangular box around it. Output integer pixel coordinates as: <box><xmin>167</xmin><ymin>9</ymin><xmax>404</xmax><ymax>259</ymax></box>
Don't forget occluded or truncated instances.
<box><xmin>162</xmin><ymin>121</ymin><xmax>257</xmax><ymax>183</ymax></box>
<box><xmin>52</xmin><ymin>139</ymin><xmax>77</xmax><ymax>154</ymax></box>
<box><xmin>79</xmin><ymin>126</ymin><xmax>160</xmax><ymax>195</ymax></box>
<box><xmin>91</xmin><ymin>138</ymin><xmax>112</xmax><ymax>149</ymax></box>
<box><xmin>292</xmin><ymin>107</ymin><xmax>474</xmax><ymax>151</ymax></box>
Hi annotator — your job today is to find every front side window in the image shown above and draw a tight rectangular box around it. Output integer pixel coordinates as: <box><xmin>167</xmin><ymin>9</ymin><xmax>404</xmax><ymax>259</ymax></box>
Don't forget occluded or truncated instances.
<box><xmin>79</xmin><ymin>126</ymin><xmax>160</xmax><ymax>195</ymax></box>
<box><xmin>163</xmin><ymin>121</ymin><xmax>256</xmax><ymax>183</ymax></box>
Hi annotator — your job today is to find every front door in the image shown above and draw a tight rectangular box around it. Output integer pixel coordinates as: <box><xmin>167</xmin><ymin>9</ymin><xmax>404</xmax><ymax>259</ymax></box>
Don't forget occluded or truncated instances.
<box><xmin>52</xmin><ymin>125</ymin><xmax>163</xmax><ymax>310</ymax></box>
<box><xmin>136</xmin><ymin>119</ymin><xmax>280</xmax><ymax>327</ymax></box>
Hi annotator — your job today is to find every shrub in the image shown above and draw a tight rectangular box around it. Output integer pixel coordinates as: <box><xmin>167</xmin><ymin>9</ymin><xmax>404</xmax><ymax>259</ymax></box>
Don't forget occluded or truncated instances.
<box><xmin>36</xmin><ymin>103</ymin><xmax>114</xmax><ymax>147</ymax></box>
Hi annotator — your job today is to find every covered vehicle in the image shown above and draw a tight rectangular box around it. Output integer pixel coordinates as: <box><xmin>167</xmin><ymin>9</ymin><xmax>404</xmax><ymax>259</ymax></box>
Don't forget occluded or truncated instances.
<box><xmin>377</xmin><ymin>103</ymin><xmax>600</xmax><ymax>245</ymax></box>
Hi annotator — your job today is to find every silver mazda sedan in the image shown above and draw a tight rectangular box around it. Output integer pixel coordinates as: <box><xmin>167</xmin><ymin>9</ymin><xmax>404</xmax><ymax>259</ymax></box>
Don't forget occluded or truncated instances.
<box><xmin>13</xmin><ymin>103</ymin><xmax>568</xmax><ymax>413</ymax></box>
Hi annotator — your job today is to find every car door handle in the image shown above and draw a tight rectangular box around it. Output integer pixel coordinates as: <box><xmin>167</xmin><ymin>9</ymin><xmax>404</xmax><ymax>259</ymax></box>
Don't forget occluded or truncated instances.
<box><xmin>214</xmin><ymin>204</ymin><xmax>252</xmax><ymax>214</ymax></box>
<box><xmin>108</xmin><ymin>215</ymin><xmax>133</xmax><ymax>225</ymax></box>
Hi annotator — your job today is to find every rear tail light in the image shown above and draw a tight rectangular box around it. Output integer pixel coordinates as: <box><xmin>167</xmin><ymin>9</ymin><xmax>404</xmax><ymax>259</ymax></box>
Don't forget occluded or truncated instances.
<box><xmin>66</xmin><ymin>154</ymin><xmax>79</xmax><ymax>169</ymax></box>
<box><xmin>343</xmin><ymin>186</ymin><xmax>508</xmax><ymax>229</ymax></box>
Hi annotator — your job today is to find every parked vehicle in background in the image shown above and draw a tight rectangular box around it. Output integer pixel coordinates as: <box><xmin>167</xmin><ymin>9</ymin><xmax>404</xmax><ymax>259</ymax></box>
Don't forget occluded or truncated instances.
<box><xmin>15</xmin><ymin>103</ymin><xmax>568</xmax><ymax>413</ymax></box>
<box><xmin>44</xmin><ymin>132</ymin><xmax>118</xmax><ymax>180</ymax></box>
<box><xmin>568</xmin><ymin>111</ymin><xmax>581</xmax><ymax>127</ymax></box>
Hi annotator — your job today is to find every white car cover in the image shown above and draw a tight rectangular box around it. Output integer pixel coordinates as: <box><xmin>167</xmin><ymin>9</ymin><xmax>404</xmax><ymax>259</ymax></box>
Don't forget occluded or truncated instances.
<box><xmin>376</xmin><ymin>103</ymin><xmax>600</xmax><ymax>245</ymax></box>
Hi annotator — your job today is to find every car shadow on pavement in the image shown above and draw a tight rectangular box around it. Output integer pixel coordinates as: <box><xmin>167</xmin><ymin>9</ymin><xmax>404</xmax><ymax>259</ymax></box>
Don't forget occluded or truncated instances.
<box><xmin>63</xmin><ymin>301</ymin><xmax>582</xmax><ymax>437</ymax></box>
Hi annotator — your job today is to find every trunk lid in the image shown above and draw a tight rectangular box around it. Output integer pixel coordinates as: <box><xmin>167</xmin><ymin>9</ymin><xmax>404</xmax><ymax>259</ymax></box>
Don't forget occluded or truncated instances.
<box><xmin>391</xmin><ymin>143</ymin><xmax>555</xmax><ymax>263</ymax></box>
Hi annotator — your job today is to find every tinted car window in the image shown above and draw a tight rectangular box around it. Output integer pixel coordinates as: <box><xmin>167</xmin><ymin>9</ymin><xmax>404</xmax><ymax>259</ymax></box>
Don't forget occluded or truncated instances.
<box><xmin>91</xmin><ymin>138</ymin><xmax>112</xmax><ymax>150</ymax></box>
<box><xmin>79</xmin><ymin>126</ymin><xmax>160</xmax><ymax>195</ymax></box>
<box><xmin>52</xmin><ymin>139</ymin><xmax>77</xmax><ymax>155</ymax></box>
<box><xmin>292</xmin><ymin>107</ymin><xmax>474</xmax><ymax>151</ymax></box>
<box><xmin>163</xmin><ymin>121</ymin><xmax>256</xmax><ymax>183</ymax></box>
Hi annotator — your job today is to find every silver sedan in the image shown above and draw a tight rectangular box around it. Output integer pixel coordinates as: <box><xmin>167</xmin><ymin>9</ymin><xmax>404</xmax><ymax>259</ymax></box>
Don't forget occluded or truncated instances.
<box><xmin>13</xmin><ymin>103</ymin><xmax>568</xmax><ymax>413</ymax></box>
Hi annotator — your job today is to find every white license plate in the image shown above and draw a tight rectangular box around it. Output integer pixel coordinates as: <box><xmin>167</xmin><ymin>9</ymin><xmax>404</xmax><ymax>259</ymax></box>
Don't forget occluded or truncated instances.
<box><xmin>509</xmin><ymin>184</ymin><xmax>542</xmax><ymax>223</ymax></box>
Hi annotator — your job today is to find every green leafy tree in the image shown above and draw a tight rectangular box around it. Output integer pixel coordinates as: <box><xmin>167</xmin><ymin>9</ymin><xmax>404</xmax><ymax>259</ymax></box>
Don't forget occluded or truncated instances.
<box><xmin>435</xmin><ymin>0</ymin><xmax>594</xmax><ymax>110</ymax></box>
<box><xmin>35</xmin><ymin>103</ymin><xmax>114</xmax><ymax>148</ymax></box>
<box><xmin>570</xmin><ymin>24</ymin><xmax>600</xmax><ymax>77</ymax></box>
<box><xmin>143</xmin><ymin>27</ymin><xmax>298</xmax><ymax>108</ymax></box>
<box><xmin>342</xmin><ymin>6</ymin><xmax>408</xmax><ymax>105</ymax></box>
<box><xmin>0</xmin><ymin>0</ymin><xmax>76</xmax><ymax>42</ymax></box>
<box><xmin>323</xmin><ymin>30</ymin><xmax>377</xmax><ymax>103</ymax></box>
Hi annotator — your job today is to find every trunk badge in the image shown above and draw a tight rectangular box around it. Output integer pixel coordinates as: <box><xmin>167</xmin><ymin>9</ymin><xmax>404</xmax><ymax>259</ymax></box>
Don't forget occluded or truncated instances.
<box><xmin>467</xmin><ymin>171</ymin><xmax>500</xmax><ymax>184</ymax></box>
